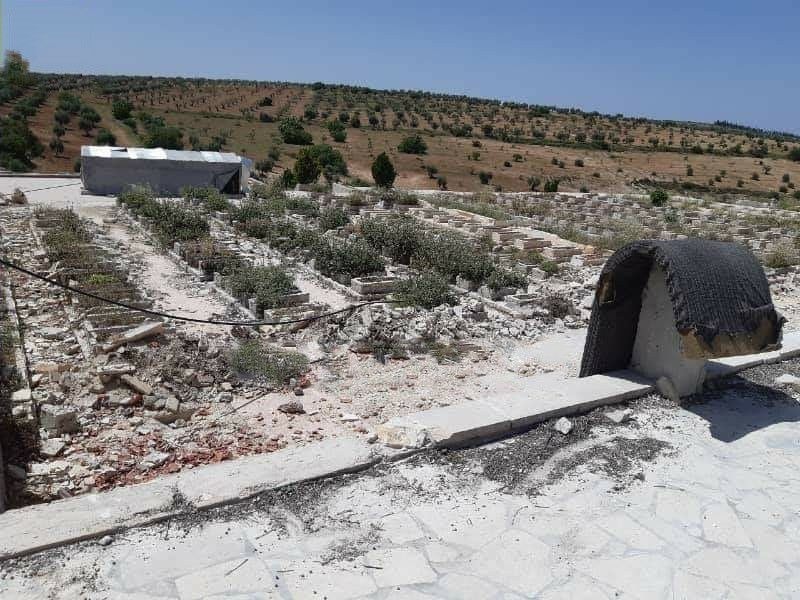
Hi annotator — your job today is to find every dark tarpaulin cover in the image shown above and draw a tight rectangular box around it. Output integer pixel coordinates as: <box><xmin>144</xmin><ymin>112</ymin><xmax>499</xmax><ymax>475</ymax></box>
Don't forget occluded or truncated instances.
<box><xmin>579</xmin><ymin>239</ymin><xmax>784</xmax><ymax>377</ymax></box>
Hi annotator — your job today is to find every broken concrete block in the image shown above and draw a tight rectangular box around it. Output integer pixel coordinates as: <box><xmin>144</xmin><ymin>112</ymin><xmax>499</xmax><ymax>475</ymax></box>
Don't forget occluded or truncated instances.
<box><xmin>119</xmin><ymin>375</ymin><xmax>153</xmax><ymax>396</ymax></box>
<box><xmin>103</xmin><ymin>321</ymin><xmax>164</xmax><ymax>351</ymax></box>
<box><xmin>11</xmin><ymin>388</ymin><xmax>32</xmax><ymax>403</ymax></box>
<box><xmin>40</xmin><ymin>438</ymin><xmax>66</xmax><ymax>458</ymax></box>
<box><xmin>96</xmin><ymin>363</ymin><xmax>136</xmax><ymax>378</ymax></box>
<box><xmin>278</xmin><ymin>400</ymin><xmax>305</xmax><ymax>414</ymax></box>
<box><xmin>553</xmin><ymin>416</ymin><xmax>573</xmax><ymax>435</ymax></box>
<box><xmin>605</xmin><ymin>408</ymin><xmax>633</xmax><ymax>424</ymax></box>
<box><xmin>164</xmin><ymin>396</ymin><xmax>180</xmax><ymax>413</ymax></box>
<box><xmin>39</xmin><ymin>404</ymin><xmax>80</xmax><ymax>434</ymax></box>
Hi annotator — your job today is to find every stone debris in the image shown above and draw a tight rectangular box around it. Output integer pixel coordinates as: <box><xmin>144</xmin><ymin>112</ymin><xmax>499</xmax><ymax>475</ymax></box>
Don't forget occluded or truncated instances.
<box><xmin>775</xmin><ymin>373</ymin><xmax>800</xmax><ymax>392</ymax></box>
<box><xmin>553</xmin><ymin>417</ymin><xmax>573</xmax><ymax>435</ymax></box>
<box><xmin>605</xmin><ymin>408</ymin><xmax>634</xmax><ymax>424</ymax></box>
<box><xmin>39</xmin><ymin>405</ymin><xmax>80</xmax><ymax>435</ymax></box>
<box><xmin>278</xmin><ymin>400</ymin><xmax>305</xmax><ymax>414</ymax></box>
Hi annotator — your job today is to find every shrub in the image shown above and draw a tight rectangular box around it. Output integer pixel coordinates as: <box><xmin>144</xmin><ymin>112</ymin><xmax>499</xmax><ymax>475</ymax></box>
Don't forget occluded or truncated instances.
<box><xmin>527</xmin><ymin>176</ymin><xmax>541</xmax><ymax>191</ymax></box>
<box><xmin>294</xmin><ymin>147</ymin><xmax>321</xmax><ymax>184</ymax></box>
<box><xmin>398</xmin><ymin>134</ymin><xmax>427</xmax><ymax>154</ymax></box>
<box><xmin>181</xmin><ymin>186</ymin><xmax>230</xmax><ymax>212</ymax></box>
<box><xmin>319</xmin><ymin>207</ymin><xmax>349</xmax><ymax>231</ymax></box>
<box><xmin>228</xmin><ymin>264</ymin><xmax>295</xmax><ymax>310</ymax></box>
<box><xmin>395</xmin><ymin>272</ymin><xmax>456</xmax><ymax>308</ymax></box>
<box><xmin>0</xmin><ymin>115</ymin><xmax>43</xmax><ymax>170</ymax></box>
<box><xmin>436</xmin><ymin>175</ymin><xmax>448</xmax><ymax>190</ymax></box>
<box><xmin>485</xmin><ymin>268</ymin><xmax>527</xmax><ymax>291</ymax></box>
<box><xmin>259</xmin><ymin>112</ymin><xmax>274</xmax><ymax>123</ymax></box>
<box><xmin>543</xmin><ymin>294</ymin><xmax>571</xmax><ymax>319</ymax></box>
<box><xmin>227</xmin><ymin>341</ymin><xmax>308</xmax><ymax>384</ymax></box>
<box><xmin>478</xmin><ymin>171</ymin><xmax>493</xmax><ymax>184</ymax></box>
<box><xmin>543</xmin><ymin>179</ymin><xmax>559</xmax><ymax>193</ymax></box>
<box><xmin>95</xmin><ymin>129</ymin><xmax>116</xmax><ymax>145</ymax></box>
<box><xmin>314</xmin><ymin>237</ymin><xmax>384</xmax><ymax>278</ymax></box>
<box><xmin>361</xmin><ymin>216</ymin><xmax>423</xmax><ymax>264</ymax></box>
<box><xmin>78</xmin><ymin>117</ymin><xmax>95</xmax><ymax>136</ymax></box>
<box><xmin>111</xmin><ymin>99</ymin><xmax>133</xmax><ymax>120</ymax></box>
<box><xmin>650</xmin><ymin>188</ymin><xmax>669</xmax><ymax>207</ymax></box>
<box><xmin>371</xmin><ymin>152</ymin><xmax>397</xmax><ymax>188</ymax></box>
<box><xmin>279</xmin><ymin>117</ymin><xmax>313</xmax><ymax>145</ymax></box>
<box><xmin>574</xmin><ymin>159</ymin><xmax>584</xmax><ymax>167</ymax></box>
<box><xmin>425</xmin><ymin>164</ymin><xmax>438</xmax><ymax>178</ymax></box>
<box><xmin>145</xmin><ymin>126</ymin><xmax>184</xmax><ymax>149</ymax></box>
<box><xmin>49</xmin><ymin>137</ymin><xmax>64</xmax><ymax>156</ymax></box>
<box><xmin>54</xmin><ymin>109</ymin><xmax>70</xmax><ymax>126</ymax></box>
<box><xmin>788</xmin><ymin>147</ymin><xmax>800</xmax><ymax>162</ymax></box>
<box><xmin>280</xmin><ymin>169</ymin><xmax>298</xmax><ymax>189</ymax></box>
<box><xmin>686</xmin><ymin>166</ymin><xmax>694</xmax><ymax>177</ymax></box>
<box><xmin>308</xmin><ymin>143</ymin><xmax>348</xmax><ymax>181</ymax></box>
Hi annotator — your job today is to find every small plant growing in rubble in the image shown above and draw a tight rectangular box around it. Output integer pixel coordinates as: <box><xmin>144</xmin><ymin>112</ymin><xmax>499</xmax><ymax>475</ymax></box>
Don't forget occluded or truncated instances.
<box><xmin>543</xmin><ymin>293</ymin><xmax>572</xmax><ymax>319</ymax></box>
<box><xmin>394</xmin><ymin>272</ymin><xmax>456</xmax><ymax>309</ymax></box>
<box><xmin>227</xmin><ymin>341</ymin><xmax>308</xmax><ymax>384</ymax></box>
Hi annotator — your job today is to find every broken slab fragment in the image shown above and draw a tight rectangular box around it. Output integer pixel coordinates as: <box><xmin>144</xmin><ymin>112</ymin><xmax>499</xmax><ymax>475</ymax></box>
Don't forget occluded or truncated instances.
<box><xmin>102</xmin><ymin>321</ymin><xmax>164</xmax><ymax>352</ymax></box>
<box><xmin>119</xmin><ymin>374</ymin><xmax>153</xmax><ymax>396</ymax></box>
<box><xmin>39</xmin><ymin>405</ymin><xmax>80</xmax><ymax>435</ymax></box>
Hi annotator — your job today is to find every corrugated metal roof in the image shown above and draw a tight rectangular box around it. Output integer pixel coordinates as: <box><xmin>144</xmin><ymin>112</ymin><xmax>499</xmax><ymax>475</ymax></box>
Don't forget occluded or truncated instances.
<box><xmin>81</xmin><ymin>146</ymin><xmax>243</xmax><ymax>164</ymax></box>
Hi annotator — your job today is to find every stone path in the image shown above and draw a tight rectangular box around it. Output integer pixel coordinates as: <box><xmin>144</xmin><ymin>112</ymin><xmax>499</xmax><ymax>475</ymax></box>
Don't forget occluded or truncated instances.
<box><xmin>3</xmin><ymin>360</ymin><xmax>800</xmax><ymax>599</ymax></box>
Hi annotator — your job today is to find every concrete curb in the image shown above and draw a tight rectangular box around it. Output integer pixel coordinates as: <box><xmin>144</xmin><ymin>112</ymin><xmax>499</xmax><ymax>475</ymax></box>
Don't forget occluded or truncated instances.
<box><xmin>0</xmin><ymin>437</ymin><xmax>381</xmax><ymax>560</ymax></box>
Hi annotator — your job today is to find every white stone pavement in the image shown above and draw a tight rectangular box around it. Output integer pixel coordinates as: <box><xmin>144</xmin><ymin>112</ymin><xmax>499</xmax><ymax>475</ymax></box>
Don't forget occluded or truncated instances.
<box><xmin>3</xmin><ymin>369</ymin><xmax>800</xmax><ymax>599</ymax></box>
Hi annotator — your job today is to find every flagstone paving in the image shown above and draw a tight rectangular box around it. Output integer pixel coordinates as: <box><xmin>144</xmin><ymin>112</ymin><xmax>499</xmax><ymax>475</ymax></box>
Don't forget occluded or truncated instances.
<box><xmin>2</xmin><ymin>360</ymin><xmax>800</xmax><ymax>599</ymax></box>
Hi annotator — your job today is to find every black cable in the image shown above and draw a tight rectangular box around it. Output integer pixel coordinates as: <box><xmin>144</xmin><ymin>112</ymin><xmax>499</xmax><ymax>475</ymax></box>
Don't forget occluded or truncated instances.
<box><xmin>0</xmin><ymin>255</ymin><xmax>396</xmax><ymax>326</ymax></box>
<box><xmin>11</xmin><ymin>181</ymin><xmax>83</xmax><ymax>194</ymax></box>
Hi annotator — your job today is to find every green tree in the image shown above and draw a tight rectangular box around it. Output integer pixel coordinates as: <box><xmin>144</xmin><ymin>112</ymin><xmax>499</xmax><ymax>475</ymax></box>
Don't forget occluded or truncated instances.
<box><xmin>371</xmin><ymin>152</ymin><xmax>396</xmax><ymax>188</ymax></box>
<box><xmin>54</xmin><ymin>110</ymin><xmax>71</xmax><ymax>126</ymax></box>
<box><xmin>112</xmin><ymin>99</ymin><xmax>133</xmax><ymax>120</ymax></box>
<box><xmin>398</xmin><ymin>134</ymin><xmax>427</xmax><ymax>154</ymax></box>
<box><xmin>78</xmin><ymin>117</ymin><xmax>94</xmax><ymax>136</ymax></box>
<box><xmin>294</xmin><ymin>147</ymin><xmax>321</xmax><ymax>184</ymax></box>
<box><xmin>145</xmin><ymin>126</ymin><xmax>184</xmax><ymax>149</ymax></box>
<box><xmin>49</xmin><ymin>137</ymin><xmax>64</xmax><ymax>156</ymax></box>
<box><xmin>96</xmin><ymin>129</ymin><xmax>117</xmax><ymax>146</ymax></box>
<box><xmin>279</xmin><ymin>117</ymin><xmax>313</xmax><ymax>145</ymax></box>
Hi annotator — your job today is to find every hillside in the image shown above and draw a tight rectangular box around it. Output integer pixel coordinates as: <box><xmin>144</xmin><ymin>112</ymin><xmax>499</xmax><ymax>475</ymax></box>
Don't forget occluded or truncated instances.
<box><xmin>4</xmin><ymin>68</ymin><xmax>800</xmax><ymax>204</ymax></box>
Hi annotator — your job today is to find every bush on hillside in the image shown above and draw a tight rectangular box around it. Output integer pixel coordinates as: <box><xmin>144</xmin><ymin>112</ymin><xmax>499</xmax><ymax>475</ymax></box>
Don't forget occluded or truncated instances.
<box><xmin>279</xmin><ymin>117</ymin><xmax>313</xmax><ymax>145</ymax></box>
<box><xmin>398</xmin><ymin>134</ymin><xmax>427</xmax><ymax>154</ymax></box>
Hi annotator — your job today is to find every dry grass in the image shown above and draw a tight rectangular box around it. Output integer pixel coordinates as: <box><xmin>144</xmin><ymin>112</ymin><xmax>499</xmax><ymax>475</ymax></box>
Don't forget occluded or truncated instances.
<box><xmin>20</xmin><ymin>80</ymin><xmax>800</xmax><ymax>198</ymax></box>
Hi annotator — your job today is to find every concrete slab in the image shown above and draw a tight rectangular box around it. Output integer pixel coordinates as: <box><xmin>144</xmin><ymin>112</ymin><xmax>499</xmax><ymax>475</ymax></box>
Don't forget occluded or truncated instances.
<box><xmin>0</xmin><ymin>436</ymin><xmax>377</xmax><ymax>559</ymax></box>
<box><xmin>178</xmin><ymin>436</ymin><xmax>379</xmax><ymax>509</ymax></box>
<box><xmin>378</xmin><ymin>370</ymin><xmax>655</xmax><ymax>448</ymax></box>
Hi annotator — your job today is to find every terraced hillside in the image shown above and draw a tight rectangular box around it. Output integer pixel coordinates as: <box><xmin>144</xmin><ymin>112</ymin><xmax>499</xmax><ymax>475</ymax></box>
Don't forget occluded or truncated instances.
<box><xmin>5</xmin><ymin>68</ymin><xmax>800</xmax><ymax>205</ymax></box>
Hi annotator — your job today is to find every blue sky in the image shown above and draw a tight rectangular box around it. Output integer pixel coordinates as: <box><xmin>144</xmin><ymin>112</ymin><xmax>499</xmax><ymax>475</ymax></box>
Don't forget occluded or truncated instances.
<box><xmin>3</xmin><ymin>0</ymin><xmax>799</xmax><ymax>133</ymax></box>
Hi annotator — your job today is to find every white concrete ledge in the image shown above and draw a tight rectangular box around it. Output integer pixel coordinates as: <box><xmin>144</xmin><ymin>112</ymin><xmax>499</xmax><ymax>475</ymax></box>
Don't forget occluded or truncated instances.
<box><xmin>0</xmin><ymin>437</ymin><xmax>378</xmax><ymax>560</ymax></box>
<box><xmin>378</xmin><ymin>369</ymin><xmax>655</xmax><ymax>449</ymax></box>
<box><xmin>705</xmin><ymin>331</ymin><xmax>800</xmax><ymax>379</ymax></box>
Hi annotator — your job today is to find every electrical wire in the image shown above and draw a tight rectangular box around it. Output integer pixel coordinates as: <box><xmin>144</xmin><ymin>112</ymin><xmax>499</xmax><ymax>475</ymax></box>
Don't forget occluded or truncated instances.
<box><xmin>0</xmin><ymin>256</ymin><xmax>396</xmax><ymax>326</ymax></box>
